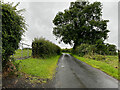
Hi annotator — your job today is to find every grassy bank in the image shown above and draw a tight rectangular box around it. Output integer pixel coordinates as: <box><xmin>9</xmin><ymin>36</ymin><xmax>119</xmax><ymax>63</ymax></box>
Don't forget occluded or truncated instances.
<box><xmin>73</xmin><ymin>55</ymin><xmax>118</xmax><ymax>80</ymax></box>
<box><xmin>15</xmin><ymin>55</ymin><xmax>60</xmax><ymax>80</ymax></box>
<box><xmin>103</xmin><ymin>55</ymin><xmax>118</xmax><ymax>68</ymax></box>
<box><xmin>12</xmin><ymin>49</ymin><xmax>32</xmax><ymax>59</ymax></box>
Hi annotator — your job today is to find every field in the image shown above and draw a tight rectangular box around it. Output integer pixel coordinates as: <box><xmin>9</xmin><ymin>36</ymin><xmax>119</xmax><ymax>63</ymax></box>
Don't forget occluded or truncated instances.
<box><xmin>15</xmin><ymin>55</ymin><xmax>60</xmax><ymax>80</ymax></box>
<box><xmin>12</xmin><ymin>49</ymin><xmax>32</xmax><ymax>59</ymax></box>
<box><xmin>73</xmin><ymin>55</ymin><xmax>119</xmax><ymax>80</ymax></box>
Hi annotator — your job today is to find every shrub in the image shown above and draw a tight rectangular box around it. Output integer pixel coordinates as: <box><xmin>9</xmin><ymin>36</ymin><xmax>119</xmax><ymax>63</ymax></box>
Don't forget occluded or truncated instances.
<box><xmin>105</xmin><ymin>43</ymin><xmax>117</xmax><ymax>55</ymax></box>
<box><xmin>73</xmin><ymin>44</ymin><xmax>96</xmax><ymax>56</ymax></box>
<box><xmin>72</xmin><ymin>42</ymin><xmax>117</xmax><ymax>56</ymax></box>
<box><xmin>95</xmin><ymin>41</ymin><xmax>117</xmax><ymax>55</ymax></box>
<box><xmin>32</xmin><ymin>37</ymin><xmax>61</xmax><ymax>58</ymax></box>
<box><xmin>2</xmin><ymin>2</ymin><xmax>26</xmax><ymax>69</ymax></box>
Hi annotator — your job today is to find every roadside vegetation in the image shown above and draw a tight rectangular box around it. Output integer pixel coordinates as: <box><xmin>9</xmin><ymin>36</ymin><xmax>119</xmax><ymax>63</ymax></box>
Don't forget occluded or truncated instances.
<box><xmin>11</xmin><ymin>49</ymin><xmax>32</xmax><ymax>59</ymax></box>
<box><xmin>15</xmin><ymin>55</ymin><xmax>60</xmax><ymax>82</ymax></box>
<box><xmin>70</xmin><ymin>43</ymin><xmax>118</xmax><ymax>79</ymax></box>
<box><xmin>32</xmin><ymin>37</ymin><xmax>61</xmax><ymax>58</ymax></box>
<box><xmin>73</xmin><ymin>55</ymin><xmax>118</xmax><ymax>80</ymax></box>
<box><xmin>2</xmin><ymin>2</ymin><xmax>27</xmax><ymax>75</ymax></box>
<box><xmin>13</xmin><ymin>38</ymin><xmax>61</xmax><ymax>83</ymax></box>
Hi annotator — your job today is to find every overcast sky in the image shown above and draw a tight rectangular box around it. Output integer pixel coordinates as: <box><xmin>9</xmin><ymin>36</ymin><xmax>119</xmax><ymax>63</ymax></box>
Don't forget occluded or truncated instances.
<box><xmin>5</xmin><ymin>0</ymin><xmax>119</xmax><ymax>49</ymax></box>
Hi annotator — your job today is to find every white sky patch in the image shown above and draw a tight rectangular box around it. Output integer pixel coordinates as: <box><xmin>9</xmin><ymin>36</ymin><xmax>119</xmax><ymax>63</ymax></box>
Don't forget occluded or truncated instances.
<box><xmin>102</xmin><ymin>2</ymin><xmax>118</xmax><ymax>49</ymax></box>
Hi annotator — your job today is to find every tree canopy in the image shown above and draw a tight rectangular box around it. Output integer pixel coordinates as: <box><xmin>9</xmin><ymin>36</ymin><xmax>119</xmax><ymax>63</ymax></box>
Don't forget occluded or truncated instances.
<box><xmin>2</xmin><ymin>2</ymin><xmax>26</xmax><ymax>68</ymax></box>
<box><xmin>53</xmin><ymin>1</ymin><xmax>109</xmax><ymax>49</ymax></box>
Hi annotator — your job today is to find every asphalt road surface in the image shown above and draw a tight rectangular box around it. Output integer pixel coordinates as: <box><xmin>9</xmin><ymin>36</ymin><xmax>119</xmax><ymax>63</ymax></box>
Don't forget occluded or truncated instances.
<box><xmin>53</xmin><ymin>53</ymin><xmax>118</xmax><ymax>88</ymax></box>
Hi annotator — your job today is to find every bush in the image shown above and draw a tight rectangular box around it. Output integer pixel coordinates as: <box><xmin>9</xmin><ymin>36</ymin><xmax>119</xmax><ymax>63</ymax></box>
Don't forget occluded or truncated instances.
<box><xmin>95</xmin><ymin>41</ymin><xmax>117</xmax><ymax>55</ymax></box>
<box><xmin>2</xmin><ymin>3</ymin><xmax>26</xmax><ymax>69</ymax></box>
<box><xmin>72</xmin><ymin>42</ymin><xmax>117</xmax><ymax>56</ymax></box>
<box><xmin>32</xmin><ymin>37</ymin><xmax>61</xmax><ymax>58</ymax></box>
<box><xmin>73</xmin><ymin>44</ymin><xmax>96</xmax><ymax>56</ymax></box>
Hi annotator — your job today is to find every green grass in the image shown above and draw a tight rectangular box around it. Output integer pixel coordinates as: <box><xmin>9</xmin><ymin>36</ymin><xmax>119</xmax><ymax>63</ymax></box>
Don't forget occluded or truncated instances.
<box><xmin>103</xmin><ymin>55</ymin><xmax>118</xmax><ymax>68</ymax></box>
<box><xmin>12</xmin><ymin>49</ymin><xmax>32</xmax><ymax>59</ymax></box>
<box><xmin>15</xmin><ymin>55</ymin><xmax>60</xmax><ymax>79</ymax></box>
<box><xmin>73</xmin><ymin>55</ymin><xmax>119</xmax><ymax>80</ymax></box>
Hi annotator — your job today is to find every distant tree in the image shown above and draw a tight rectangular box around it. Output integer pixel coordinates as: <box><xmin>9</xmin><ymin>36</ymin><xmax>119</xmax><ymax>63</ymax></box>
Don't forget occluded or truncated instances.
<box><xmin>2</xmin><ymin>2</ymin><xmax>26</xmax><ymax>69</ymax></box>
<box><xmin>53</xmin><ymin>1</ymin><xmax>109</xmax><ymax>49</ymax></box>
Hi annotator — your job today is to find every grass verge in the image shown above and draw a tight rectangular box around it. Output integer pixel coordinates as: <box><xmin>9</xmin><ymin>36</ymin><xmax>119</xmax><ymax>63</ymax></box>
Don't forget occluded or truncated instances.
<box><xmin>73</xmin><ymin>55</ymin><xmax>119</xmax><ymax>80</ymax></box>
<box><xmin>15</xmin><ymin>55</ymin><xmax>60</xmax><ymax>80</ymax></box>
<box><xmin>103</xmin><ymin>55</ymin><xmax>118</xmax><ymax>68</ymax></box>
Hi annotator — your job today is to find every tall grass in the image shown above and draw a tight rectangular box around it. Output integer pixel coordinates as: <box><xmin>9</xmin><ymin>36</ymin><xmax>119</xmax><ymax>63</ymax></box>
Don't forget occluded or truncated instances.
<box><xmin>32</xmin><ymin>37</ymin><xmax>61</xmax><ymax>58</ymax></box>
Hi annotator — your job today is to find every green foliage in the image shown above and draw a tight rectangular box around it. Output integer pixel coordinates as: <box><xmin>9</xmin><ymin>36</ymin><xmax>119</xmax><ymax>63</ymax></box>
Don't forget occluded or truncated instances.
<box><xmin>32</xmin><ymin>37</ymin><xmax>61</xmax><ymax>58</ymax></box>
<box><xmin>2</xmin><ymin>2</ymin><xmax>26</xmax><ymax>68</ymax></box>
<box><xmin>73</xmin><ymin>44</ymin><xmax>96</xmax><ymax>56</ymax></box>
<box><xmin>105</xmin><ymin>43</ymin><xmax>117</xmax><ymax>55</ymax></box>
<box><xmin>95</xmin><ymin>40</ymin><xmax>117</xmax><ymax>55</ymax></box>
<box><xmin>73</xmin><ymin>41</ymin><xmax>117</xmax><ymax>56</ymax></box>
<box><xmin>53</xmin><ymin>1</ymin><xmax>109</xmax><ymax>49</ymax></box>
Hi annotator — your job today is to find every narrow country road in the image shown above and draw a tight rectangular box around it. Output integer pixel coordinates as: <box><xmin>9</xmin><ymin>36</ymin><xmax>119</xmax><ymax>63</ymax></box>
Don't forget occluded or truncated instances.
<box><xmin>53</xmin><ymin>53</ymin><xmax>118</xmax><ymax>88</ymax></box>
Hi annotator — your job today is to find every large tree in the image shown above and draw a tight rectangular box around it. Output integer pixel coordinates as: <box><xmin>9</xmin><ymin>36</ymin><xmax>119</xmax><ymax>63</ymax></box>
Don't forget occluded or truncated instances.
<box><xmin>53</xmin><ymin>1</ymin><xmax>109</xmax><ymax>49</ymax></box>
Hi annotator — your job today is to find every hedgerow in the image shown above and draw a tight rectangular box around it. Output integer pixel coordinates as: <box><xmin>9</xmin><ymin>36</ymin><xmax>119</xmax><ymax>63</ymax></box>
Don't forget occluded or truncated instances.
<box><xmin>73</xmin><ymin>43</ymin><xmax>117</xmax><ymax>56</ymax></box>
<box><xmin>32</xmin><ymin>37</ymin><xmax>61</xmax><ymax>58</ymax></box>
<box><xmin>2</xmin><ymin>2</ymin><xmax>26</xmax><ymax>69</ymax></box>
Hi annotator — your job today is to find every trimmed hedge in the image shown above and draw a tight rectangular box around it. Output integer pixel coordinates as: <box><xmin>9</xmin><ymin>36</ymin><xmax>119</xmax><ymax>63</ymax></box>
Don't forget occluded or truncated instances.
<box><xmin>32</xmin><ymin>37</ymin><xmax>61</xmax><ymax>58</ymax></box>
